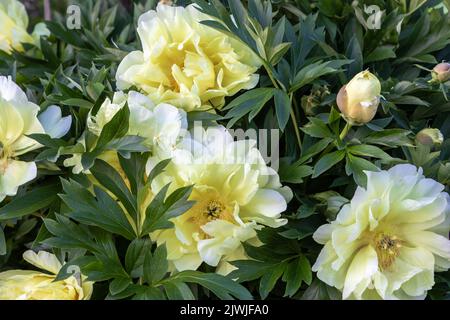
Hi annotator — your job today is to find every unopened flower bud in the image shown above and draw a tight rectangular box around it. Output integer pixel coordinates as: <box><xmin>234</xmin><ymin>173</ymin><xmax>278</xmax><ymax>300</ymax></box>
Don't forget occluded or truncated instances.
<box><xmin>158</xmin><ymin>0</ymin><xmax>173</xmax><ymax>6</ymax></box>
<box><xmin>336</xmin><ymin>70</ymin><xmax>381</xmax><ymax>126</ymax></box>
<box><xmin>432</xmin><ymin>62</ymin><xmax>450</xmax><ymax>83</ymax></box>
<box><xmin>416</xmin><ymin>128</ymin><xmax>444</xmax><ymax>146</ymax></box>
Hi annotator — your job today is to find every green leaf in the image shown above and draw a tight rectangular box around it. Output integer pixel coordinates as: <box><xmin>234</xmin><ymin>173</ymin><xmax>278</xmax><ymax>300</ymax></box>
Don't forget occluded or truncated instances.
<box><xmin>54</xmin><ymin>255</ymin><xmax>99</xmax><ymax>282</ymax></box>
<box><xmin>141</xmin><ymin>185</ymin><xmax>195</xmax><ymax>235</ymax></box>
<box><xmin>347</xmin><ymin>144</ymin><xmax>393</xmax><ymax>161</ymax></box>
<box><xmin>90</xmin><ymin>159</ymin><xmax>137</xmax><ymax>221</ymax></box>
<box><xmin>61</xmin><ymin>98</ymin><xmax>94</xmax><ymax>109</ymax></box>
<box><xmin>274</xmin><ymin>89</ymin><xmax>291</xmax><ymax>131</ymax></box>
<box><xmin>259</xmin><ymin>263</ymin><xmax>286</xmax><ymax>299</ymax></box>
<box><xmin>44</xmin><ymin>214</ymin><xmax>99</xmax><ymax>253</ymax></box>
<box><xmin>28</xmin><ymin>134</ymin><xmax>67</xmax><ymax>148</ymax></box>
<box><xmin>301</xmin><ymin>118</ymin><xmax>333</xmax><ymax>138</ymax></box>
<box><xmin>312</xmin><ymin>150</ymin><xmax>346</xmax><ymax>178</ymax></box>
<box><xmin>223</xmin><ymin>88</ymin><xmax>274</xmax><ymax>126</ymax></box>
<box><xmin>229</xmin><ymin>260</ymin><xmax>276</xmax><ymax>282</ymax></box>
<box><xmin>283</xmin><ymin>255</ymin><xmax>311</xmax><ymax>297</ymax></box>
<box><xmin>147</xmin><ymin>159</ymin><xmax>171</xmax><ymax>184</ymax></box>
<box><xmin>345</xmin><ymin>35</ymin><xmax>363</xmax><ymax>78</ymax></box>
<box><xmin>95</xmin><ymin>104</ymin><xmax>130</xmax><ymax>150</ymax></box>
<box><xmin>298</xmin><ymin>255</ymin><xmax>312</xmax><ymax>285</ymax></box>
<box><xmin>171</xmin><ymin>270</ymin><xmax>253</xmax><ymax>300</ymax></box>
<box><xmin>345</xmin><ymin>154</ymin><xmax>379</xmax><ymax>186</ymax></box>
<box><xmin>164</xmin><ymin>281</ymin><xmax>195</xmax><ymax>300</ymax></box>
<box><xmin>365</xmin><ymin>45</ymin><xmax>396</xmax><ymax>63</ymax></box>
<box><xmin>110</xmin><ymin>277</ymin><xmax>132</xmax><ymax>295</ymax></box>
<box><xmin>279</xmin><ymin>163</ymin><xmax>313</xmax><ymax>184</ymax></box>
<box><xmin>296</xmin><ymin>138</ymin><xmax>333</xmax><ymax>165</ymax></box>
<box><xmin>363</xmin><ymin>129</ymin><xmax>412</xmax><ymax>147</ymax></box>
<box><xmin>290</xmin><ymin>60</ymin><xmax>351</xmax><ymax>93</ymax></box>
<box><xmin>125</xmin><ymin>238</ymin><xmax>152</xmax><ymax>276</ymax></box>
<box><xmin>0</xmin><ymin>184</ymin><xmax>59</xmax><ymax>220</ymax></box>
<box><xmin>45</xmin><ymin>21</ymin><xmax>85</xmax><ymax>47</ymax></box>
<box><xmin>301</xmin><ymin>278</ymin><xmax>341</xmax><ymax>300</ymax></box>
<box><xmin>0</xmin><ymin>225</ymin><xmax>6</xmax><ymax>255</ymax></box>
<box><xmin>119</xmin><ymin>152</ymin><xmax>149</xmax><ymax>194</ymax></box>
<box><xmin>59</xmin><ymin>179</ymin><xmax>136</xmax><ymax>240</ymax></box>
<box><xmin>133</xmin><ymin>287</ymin><xmax>166</xmax><ymax>300</ymax></box>
<box><xmin>143</xmin><ymin>244</ymin><xmax>168</xmax><ymax>284</ymax></box>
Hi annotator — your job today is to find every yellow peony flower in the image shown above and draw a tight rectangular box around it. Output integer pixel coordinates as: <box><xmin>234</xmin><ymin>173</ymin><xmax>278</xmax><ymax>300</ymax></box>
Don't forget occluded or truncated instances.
<box><xmin>312</xmin><ymin>164</ymin><xmax>450</xmax><ymax>300</ymax></box>
<box><xmin>149</xmin><ymin>126</ymin><xmax>292</xmax><ymax>274</ymax></box>
<box><xmin>337</xmin><ymin>70</ymin><xmax>381</xmax><ymax>125</ymax></box>
<box><xmin>0</xmin><ymin>250</ymin><xmax>93</xmax><ymax>300</ymax></box>
<box><xmin>0</xmin><ymin>0</ymin><xmax>49</xmax><ymax>54</ymax></box>
<box><xmin>116</xmin><ymin>4</ymin><xmax>261</xmax><ymax>112</ymax></box>
<box><xmin>0</xmin><ymin>76</ymin><xmax>45</xmax><ymax>201</ymax></box>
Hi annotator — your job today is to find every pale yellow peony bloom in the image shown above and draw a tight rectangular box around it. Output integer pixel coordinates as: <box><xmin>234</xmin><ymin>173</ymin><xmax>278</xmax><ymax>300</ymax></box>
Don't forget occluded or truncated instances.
<box><xmin>0</xmin><ymin>0</ymin><xmax>49</xmax><ymax>54</ymax></box>
<box><xmin>0</xmin><ymin>76</ymin><xmax>45</xmax><ymax>201</ymax></box>
<box><xmin>337</xmin><ymin>70</ymin><xmax>381</xmax><ymax>125</ymax></box>
<box><xmin>0</xmin><ymin>250</ymin><xmax>93</xmax><ymax>300</ymax></box>
<box><xmin>116</xmin><ymin>4</ymin><xmax>261</xmax><ymax>112</ymax></box>
<box><xmin>312</xmin><ymin>164</ymin><xmax>450</xmax><ymax>300</ymax></box>
<box><xmin>149</xmin><ymin>126</ymin><xmax>292</xmax><ymax>274</ymax></box>
<box><xmin>65</xmin><ymin>91</ymin><xmax>187</xmax><ymax>174</ymax></box>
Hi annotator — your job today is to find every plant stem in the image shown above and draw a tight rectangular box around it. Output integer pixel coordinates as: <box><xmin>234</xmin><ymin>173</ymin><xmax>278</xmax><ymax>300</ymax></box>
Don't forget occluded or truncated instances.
<box><xmin>318</xmin><ymin>121</ymin><xmax>352</xmax><ymax>158</ymax></box>
<box><xmin>339</xmin><ymin>122</ymin><xmax>352</xmax><ymax>141</ymax></box>
<box><xmin>289</xmin><ymin>92</ymin><xmax>302</xmax><ymax>151</ymax></box>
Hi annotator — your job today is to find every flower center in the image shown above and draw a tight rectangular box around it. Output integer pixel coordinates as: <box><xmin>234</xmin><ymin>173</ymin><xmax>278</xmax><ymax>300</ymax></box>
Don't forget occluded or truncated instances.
<box><xmin>0</xmin><ymin>143</ymin><xmax>11</xmax><ymax>175</ymax></box>
<box><xmin>204</xmin><ymin>200</ymin><xmax>225</xmax><ymax>220</ymax></box>
<box><xmin>374</xmin><ymin>233</ymin><xmax>402</xmax><ymax>270</ymax></box>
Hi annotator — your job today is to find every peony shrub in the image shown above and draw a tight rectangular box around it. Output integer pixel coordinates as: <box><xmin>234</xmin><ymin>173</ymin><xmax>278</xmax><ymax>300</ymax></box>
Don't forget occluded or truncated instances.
<box><xmin>0</xmin><ymin>0</ymin><xmax>449</xmax><ymax>301</ymax></box>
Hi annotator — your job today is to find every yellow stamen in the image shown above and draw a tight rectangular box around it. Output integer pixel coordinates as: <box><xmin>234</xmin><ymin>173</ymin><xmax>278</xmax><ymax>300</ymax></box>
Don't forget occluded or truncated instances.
<box><xmin>374</xmin><ymin>232</ymin><xmax>402</xmax><ymax>270</ymax></box>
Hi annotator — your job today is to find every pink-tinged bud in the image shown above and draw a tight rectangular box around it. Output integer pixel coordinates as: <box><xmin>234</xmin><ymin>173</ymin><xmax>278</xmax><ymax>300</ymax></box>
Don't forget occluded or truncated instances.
<box><xmin>432</xmin><ymin>62</ymin><xmax>450</xmax><ymax>83</ymax></box>
<box><xmin>336</xmin><ymin>70</ymin><xmax>381</xmax><ymax>125</ymax></box>
<box><xmin>416</xmin><ymin>128</ymin><xmax>444</xmax><ymax>146</ymax></box>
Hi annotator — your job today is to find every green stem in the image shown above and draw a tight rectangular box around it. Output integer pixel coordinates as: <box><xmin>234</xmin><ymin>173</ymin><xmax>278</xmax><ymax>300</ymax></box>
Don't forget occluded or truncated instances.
<box><xmin>289</xmin><ymin>93</ymin><xmax>302</xmax><ymax>152</ymax></box>
<box><xmin>339</xmin><ymin>122</ymin><xmax>352</xmax><ymax>141</ymax></box>
<box><xmin>319</xmin><ymin>122</ymin><xmax>352</xmax><ymax>158</ymax></box>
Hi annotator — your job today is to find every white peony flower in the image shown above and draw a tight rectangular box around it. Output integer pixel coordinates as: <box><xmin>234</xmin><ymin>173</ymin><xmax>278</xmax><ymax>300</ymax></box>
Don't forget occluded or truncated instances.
<box><xmin>312</xmin><ymin>164</ymin><xmax>450</xmax><ymax>300</ymax></box>
<box><xmin>38</xmin><ymin>105</ymin><xmax>72</xmax><ymax>139</ymax></box>
<box><xmin>65</xmin><ymin>91</ymin><xmax>187</xmax><ymax>173</ymax></box>
<box><xmin>0</xmin><ymin>76</ymin><xmax>44</xmax><ymax>201</ymax></box>
<box><xmin>149</xmin><ymin>126</ymin><xmax>292</xmax><ymax>274</ymax></box>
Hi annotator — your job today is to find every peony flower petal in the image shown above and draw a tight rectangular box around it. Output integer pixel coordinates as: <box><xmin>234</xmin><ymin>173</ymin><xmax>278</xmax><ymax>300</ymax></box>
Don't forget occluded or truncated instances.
<box><xmin>38</xmin><ymin>105</ymin><xmax>72</xmax><ymax>139</ymax></box>
<box><xmin>0</xmin><ymin>160</ymin><xmax>36</xmax><ymax>201</ymax></box>
<box><xmin>343</xmin><ymin>245</ymin><xmax>378</xmax><ymax>299</ymax></box>
<box><xmin>23</xmin><ymin>250</ymin><xmax>63</xmax><ymax>274</ymax></box>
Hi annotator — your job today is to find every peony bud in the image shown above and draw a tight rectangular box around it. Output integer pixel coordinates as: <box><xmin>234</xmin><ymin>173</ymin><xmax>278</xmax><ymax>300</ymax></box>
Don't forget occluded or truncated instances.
<box><xmin>416</xmin><ymin>128</ymin><xmax>444</xmax><ymax>146</ymax></box>
<box><xmin>336</xmin><ymin>70</ymin><xmax>381</xmax><ymax>126</ymax></box>
<box><xmin>432</xmin><ymin>62</ymin><xmax>450</xmax><ymax>83</ymax></box>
